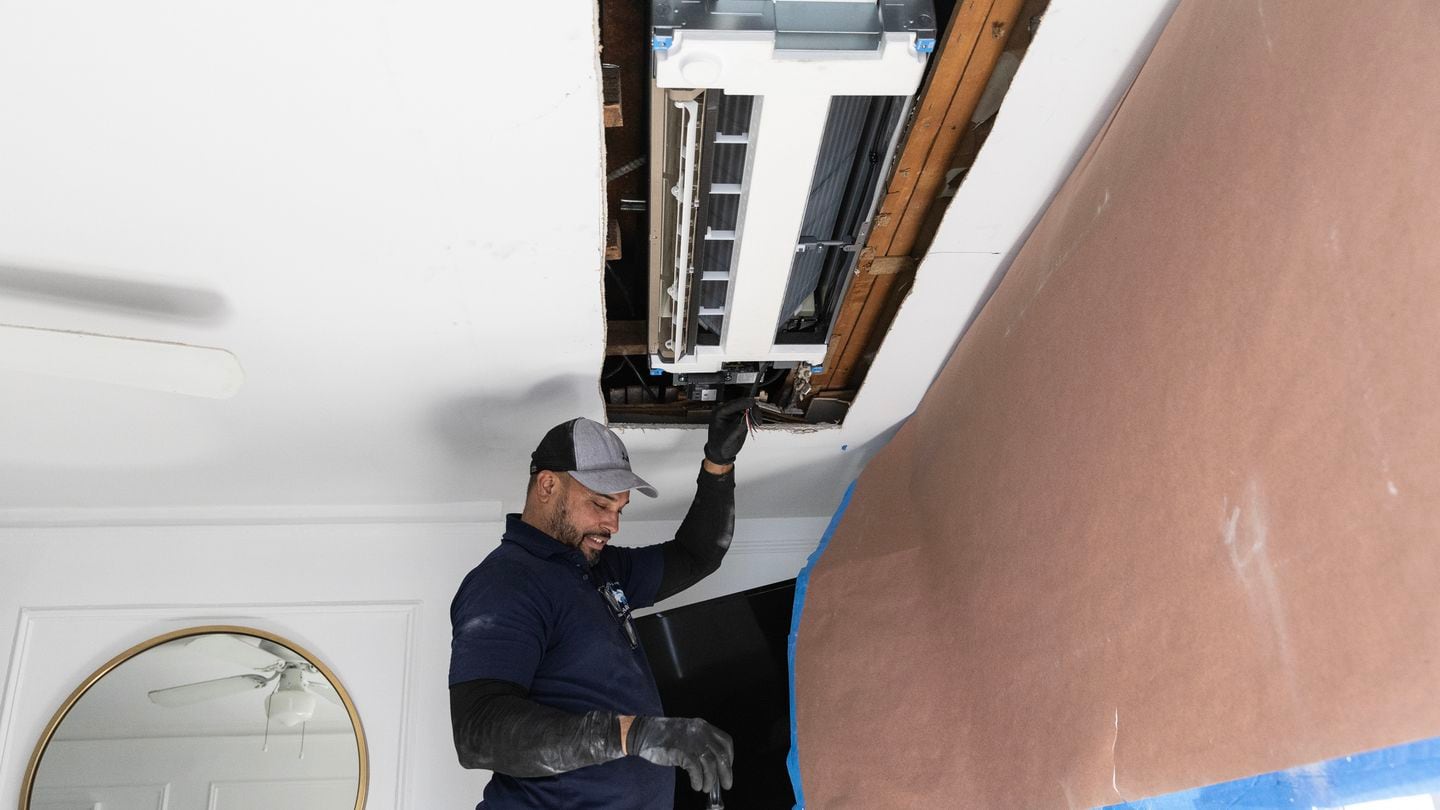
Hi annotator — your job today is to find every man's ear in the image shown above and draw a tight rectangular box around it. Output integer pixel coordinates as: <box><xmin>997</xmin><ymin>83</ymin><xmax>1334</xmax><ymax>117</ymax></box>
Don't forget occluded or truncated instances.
<box><xmin>534</xmin><ymin>471</ymin><xmax>564</xmax><ymax>502</ymax></box>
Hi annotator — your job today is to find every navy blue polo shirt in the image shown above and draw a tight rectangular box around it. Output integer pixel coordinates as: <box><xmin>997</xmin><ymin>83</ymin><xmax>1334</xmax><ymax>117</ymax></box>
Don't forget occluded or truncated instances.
<box><xmin>450</xmin><ymin>514</ymin><xmax>671</xmax><ymax>809</ymax></box>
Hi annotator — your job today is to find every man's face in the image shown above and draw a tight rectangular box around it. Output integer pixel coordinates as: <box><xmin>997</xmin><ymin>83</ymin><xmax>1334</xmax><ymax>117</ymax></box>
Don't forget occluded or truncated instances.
<box><xmin>547</xmin><ymin>475</ymin><xmax>630</xmax><ymax>565</ymax></box>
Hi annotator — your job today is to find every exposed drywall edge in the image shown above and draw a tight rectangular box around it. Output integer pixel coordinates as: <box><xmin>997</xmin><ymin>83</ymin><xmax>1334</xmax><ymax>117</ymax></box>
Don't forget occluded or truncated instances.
<box><xmin>589</xmin><ymin>0</ymin><xmax>615</xmax><ymax>418</ymax></box>
<box><xmin>841</xmin><ymin>0</ymin><xmax>1181</xmax><ymax>443</ymax></box>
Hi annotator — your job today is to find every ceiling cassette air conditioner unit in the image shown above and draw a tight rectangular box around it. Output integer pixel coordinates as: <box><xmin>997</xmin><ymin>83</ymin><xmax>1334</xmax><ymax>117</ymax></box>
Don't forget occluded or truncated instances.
<box><xmin>647</xmin><ymin>0</ymin><xmax>936</xmax><ymax>375</ymax></box>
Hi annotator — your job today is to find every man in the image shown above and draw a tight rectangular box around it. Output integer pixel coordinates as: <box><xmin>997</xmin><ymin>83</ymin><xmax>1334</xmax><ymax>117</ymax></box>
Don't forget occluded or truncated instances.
<box><xmin>449</xmin><ymin>398</ymin><xmax>755</xmax><ymax>808</ymax></box>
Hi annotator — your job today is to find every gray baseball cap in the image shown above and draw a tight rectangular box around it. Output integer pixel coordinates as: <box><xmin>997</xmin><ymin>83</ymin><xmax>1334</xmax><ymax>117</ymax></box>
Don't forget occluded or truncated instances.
<box><xmin>529</xmin><ymin>417</ymin><xmax>658</xmax><ymax>498</ymax></box>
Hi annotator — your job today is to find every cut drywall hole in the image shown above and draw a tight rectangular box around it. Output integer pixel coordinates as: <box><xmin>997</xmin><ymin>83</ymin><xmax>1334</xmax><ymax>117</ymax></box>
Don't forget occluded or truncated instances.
<box><xmin>599</xmin><ymin>0</ymin><xmax>1049</xmax><ymax>427</ymax></box>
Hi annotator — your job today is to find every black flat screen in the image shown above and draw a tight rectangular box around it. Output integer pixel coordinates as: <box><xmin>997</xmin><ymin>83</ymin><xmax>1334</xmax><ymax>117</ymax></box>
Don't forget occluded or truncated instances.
<box><xmin>636</xmin><ymin>579</ymin><xmax>798</xmax><ymax>809</ymax></box>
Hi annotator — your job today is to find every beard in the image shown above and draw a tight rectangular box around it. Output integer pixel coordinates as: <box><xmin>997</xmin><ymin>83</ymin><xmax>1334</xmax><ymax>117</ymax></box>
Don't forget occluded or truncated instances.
<box><xmin>545</xmin><ymin>498</ymin><xmax>602</xmax><ymax>566</ymax></box>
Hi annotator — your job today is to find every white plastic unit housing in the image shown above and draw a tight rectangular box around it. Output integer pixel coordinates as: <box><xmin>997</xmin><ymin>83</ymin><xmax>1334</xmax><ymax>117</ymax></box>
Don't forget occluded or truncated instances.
<box><xmin>649</xmin><ymin>28</ymin><xmax>929</xmax><ymax>374</ymax></box>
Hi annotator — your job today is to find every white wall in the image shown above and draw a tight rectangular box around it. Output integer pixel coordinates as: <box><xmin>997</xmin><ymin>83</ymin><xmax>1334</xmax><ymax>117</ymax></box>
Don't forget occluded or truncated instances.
<box><xmin>0</xmin><ymin>513</ymin><xmax>826</xmax><ymax>808</ymax></box>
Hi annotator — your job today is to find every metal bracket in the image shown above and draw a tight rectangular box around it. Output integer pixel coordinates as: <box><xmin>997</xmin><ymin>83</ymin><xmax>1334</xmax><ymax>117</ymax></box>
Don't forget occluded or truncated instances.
<box><xmin>653</xmin><ymin>0</ymin><xmax>937</xmax><ymax>52</ymax></box>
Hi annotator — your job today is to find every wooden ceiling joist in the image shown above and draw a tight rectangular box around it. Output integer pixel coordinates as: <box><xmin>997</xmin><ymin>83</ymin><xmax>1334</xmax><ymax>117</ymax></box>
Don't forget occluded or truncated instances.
<box><xmin>605</xmin><ymin>319</ymin><xmax>647</xmax><ymax>356</ymax></box>
<box><xmin>872</xmin><ymin>0</ymin><xmax>1026</xmax><ymax>257</ymax></box>
<box><xmin>812</xmin><ymin>0</ymin><xmax>1026</xmax><ymax>397</ymax></box>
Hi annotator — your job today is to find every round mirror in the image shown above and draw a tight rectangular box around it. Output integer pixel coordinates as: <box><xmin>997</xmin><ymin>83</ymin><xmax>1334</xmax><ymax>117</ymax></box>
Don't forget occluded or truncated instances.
<box><xmin>21</xmin><ymin>626</ymin><xmax>368</xmax><ymax>810</ymax></box>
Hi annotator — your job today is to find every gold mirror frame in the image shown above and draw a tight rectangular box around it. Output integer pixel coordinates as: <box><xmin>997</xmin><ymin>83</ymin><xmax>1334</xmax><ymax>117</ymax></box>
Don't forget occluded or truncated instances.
<box><xmin>18</xmin><ymin>624</ymin><xmax>369</xmax><ymax>810</ymax></box>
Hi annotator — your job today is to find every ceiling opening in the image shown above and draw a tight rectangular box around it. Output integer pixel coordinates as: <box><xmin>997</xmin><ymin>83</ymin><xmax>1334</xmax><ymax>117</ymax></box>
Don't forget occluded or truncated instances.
<box><xmin>599</xmin><ymin>0</ymin><xmax>1048</xmax><ymax>426</ymax></box>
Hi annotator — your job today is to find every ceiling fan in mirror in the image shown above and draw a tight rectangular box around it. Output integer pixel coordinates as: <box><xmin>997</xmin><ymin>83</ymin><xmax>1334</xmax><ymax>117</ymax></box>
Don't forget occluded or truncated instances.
<box><xmin>0</xmin><ymin>322</ymin><xmax>244</xmax><ymax>399</ymax></box>
<box><xmin>146</xmin><ymin>633</ymin><xmax>342</xmax><ymax>733</ymax></box>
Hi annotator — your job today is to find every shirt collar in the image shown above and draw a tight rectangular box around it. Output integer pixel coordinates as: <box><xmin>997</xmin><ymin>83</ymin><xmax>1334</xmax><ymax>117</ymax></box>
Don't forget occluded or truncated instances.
<box><xmin>503</xmin><ymin>514</ymin><xmax>589</xmax><ymax>566</ymax></box>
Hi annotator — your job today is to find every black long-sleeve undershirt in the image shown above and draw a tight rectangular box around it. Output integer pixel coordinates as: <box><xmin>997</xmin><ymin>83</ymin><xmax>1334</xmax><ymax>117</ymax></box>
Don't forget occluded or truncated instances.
<box><xmin>451</xmin><ymin>678</ymin><xmax>623</xmax><ymax>774</ymax></box>
<box><xmin>656</xmin><ymin>466</ymin><xmax>735</xmax><ymax>601</ymax></box>
<box><xmin>450</xmin><ymin>465</ymin><xmax>735</xmax><ymax>775</ymax></box>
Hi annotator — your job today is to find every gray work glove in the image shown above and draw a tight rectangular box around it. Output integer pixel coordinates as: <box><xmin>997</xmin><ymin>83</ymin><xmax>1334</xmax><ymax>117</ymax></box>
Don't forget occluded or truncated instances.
<box><xmin>627</xmin><ymin>715</ymin><xmax>735</xmax><ymax>793</ymax></box>
<box><xmin>703</xmin><ymin>397</ymin><xmax>756</xmax><ymax>466</ymax></box>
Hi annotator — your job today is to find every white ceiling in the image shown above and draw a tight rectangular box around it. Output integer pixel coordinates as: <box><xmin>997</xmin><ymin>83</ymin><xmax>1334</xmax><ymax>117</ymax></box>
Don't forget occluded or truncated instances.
<box><xmin>0</xmin><ymin>0</ymin><xmax>1175</xmax><ymax>526</ymax></box>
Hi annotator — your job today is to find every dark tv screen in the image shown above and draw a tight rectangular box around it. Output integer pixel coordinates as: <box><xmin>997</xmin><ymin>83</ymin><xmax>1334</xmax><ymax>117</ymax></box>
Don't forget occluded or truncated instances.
<box><xmin>636</xmin><ymin>578</ymin><xmax>798</xmax><ymax>809</ymax></box>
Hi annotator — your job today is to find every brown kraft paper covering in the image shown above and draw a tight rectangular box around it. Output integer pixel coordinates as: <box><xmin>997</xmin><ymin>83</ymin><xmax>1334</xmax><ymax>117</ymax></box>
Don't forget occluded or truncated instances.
<box><xmin>793</xmin><ymin>1</ymin><xmax>1440</xmax><ymax>807</ymax></box>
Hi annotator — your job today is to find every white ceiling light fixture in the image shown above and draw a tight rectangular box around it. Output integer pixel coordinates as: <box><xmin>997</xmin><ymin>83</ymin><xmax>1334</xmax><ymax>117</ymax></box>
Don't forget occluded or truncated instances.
<box><xmin>266</xmin><ymin>668</ymin><xmax>320</xmax><ymax>728</ymax></box>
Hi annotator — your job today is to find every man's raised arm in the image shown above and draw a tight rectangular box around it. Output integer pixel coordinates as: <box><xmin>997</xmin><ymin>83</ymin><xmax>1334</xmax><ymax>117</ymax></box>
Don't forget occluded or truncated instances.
<box><xmin>656</xmin><ymin>397</ymin><xmax>754</xmax><ymax>601</ymax></box>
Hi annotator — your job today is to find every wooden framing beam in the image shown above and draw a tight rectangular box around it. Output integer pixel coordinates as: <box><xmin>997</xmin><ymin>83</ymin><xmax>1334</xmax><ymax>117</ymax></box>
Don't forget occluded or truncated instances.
<box><xmin>869</xmin><ymin>0</ymin><xmax>1026</xmax><ymax>258</ymax></box>
<box><xmin>606</xmin><ymin>218</ymin><xmax>622</xmax><ymax>261</ymax></box>
<box><xmin>811</xmin><ymin>0</ymin><xmax>1026</xmax><ymax>396</ymax></box>
<box><xmin>602</xmin><ymin>63</ymin><xmax>623</xmax><ymax>128</ymax></box>
<box><xmin>605</xmin><ymin>320</ymin><xmax>647</xmax><ymax>355</ymax></box>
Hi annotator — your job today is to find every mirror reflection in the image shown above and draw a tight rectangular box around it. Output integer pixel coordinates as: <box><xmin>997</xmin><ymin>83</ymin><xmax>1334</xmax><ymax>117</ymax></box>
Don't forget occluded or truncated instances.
<box><xmin>26</xmin><ymin>628</ymin><xmax>365</xmax><ymax>810</ymax></box>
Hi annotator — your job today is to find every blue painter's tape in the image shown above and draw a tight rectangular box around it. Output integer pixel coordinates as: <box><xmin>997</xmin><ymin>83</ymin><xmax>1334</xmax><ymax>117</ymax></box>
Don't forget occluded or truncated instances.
<box><xmin>1104</xmin><ymin>736</ymin><xmax>1440</xmax><ymax>809</ymax></box>
<box><xmin>786</xmin><ymin>480</ymin><xmax>857</xmax><ymax>810</ymax></box>
<box><xmin>916</xmin><ymin>37</ymin><xmax>937</xmax><ymax>53</ymax></box>
<box><xmin>652</xmin><ymin>35</ymin><xmax>674</xmax><ymax>51</ymax></box>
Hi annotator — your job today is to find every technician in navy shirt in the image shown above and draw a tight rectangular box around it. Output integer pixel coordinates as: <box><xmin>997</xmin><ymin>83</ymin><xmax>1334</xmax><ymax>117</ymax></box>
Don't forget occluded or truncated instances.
<box><xmin>450</xmin><ymin>399</ymin><xmax>755</xmax><ymax>808</ymax></box>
